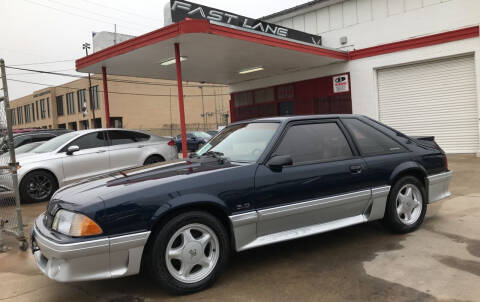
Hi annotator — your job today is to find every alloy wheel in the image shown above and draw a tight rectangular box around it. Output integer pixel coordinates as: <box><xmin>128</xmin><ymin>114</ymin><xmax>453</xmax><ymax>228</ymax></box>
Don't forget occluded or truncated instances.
<box><xmin>165</xmin><ymin>223</ymin><xmax>220</xmax><ymax>284</ymax></box>
<box><xmin>395</xmin><ymin>184</ymin><xmax>423</xmax><ymax>225</ymax></box>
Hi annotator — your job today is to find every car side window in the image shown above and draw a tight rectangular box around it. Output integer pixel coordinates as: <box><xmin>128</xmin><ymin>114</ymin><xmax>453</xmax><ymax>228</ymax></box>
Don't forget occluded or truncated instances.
<box><xmin>30</xmin><ymin>134</ymin><xmax>54</xmax><ymax>143</ymax></box>
<box><xmin>108</xmin><ymin>131</ymin><xmax>137</xmax><ymax>146</ymax></box>
<box><xmin>274</xmin><ymin>122</ymin><xmax>353</xmax><ymax>165</ymax></box>
<box><xmin>133</xmin><ymin>132</ymin><xmax>150</xmax><ymax>142</ymax></box>
<box><xmin>343</xmin><ymin>118</ymin><xmax>406</xmax><ymax>156</ymax></box>
<box><xmin>64</xmin><ymin>132</ymin><xmax>107</xmax><ymax>151</ymax></box>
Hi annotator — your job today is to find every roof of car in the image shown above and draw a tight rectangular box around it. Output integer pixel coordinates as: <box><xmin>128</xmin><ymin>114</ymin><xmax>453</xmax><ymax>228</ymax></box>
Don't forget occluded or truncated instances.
<box><xmin>232</xmin><ymin>114</ymin><xmax>365</xmax><ymax>124</ymax></box>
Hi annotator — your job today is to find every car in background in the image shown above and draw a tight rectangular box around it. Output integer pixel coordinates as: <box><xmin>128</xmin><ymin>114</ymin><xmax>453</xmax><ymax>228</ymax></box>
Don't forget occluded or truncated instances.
<box><xmin>0</xmin><ymin>129</ymin><xmax>178</xmax><ymax>203</ymax></box>
<box><xmin>0</xmin><ymin>129</ymin><xmax>71</xmax><ymax>154</ymax></box>
<box><xmin>206</xmin><ymin>126</ymin><xmax>226</xmax><ymax>137</ymax></box>
<box><xmin>31</xmin><ymin>115</ymin><xmax>451</xmax><ymax>294</ymax></box>
<box><xmin>174</xmin><ymin>131</ymin><xmax>212</xmax><ymax>152</ymax></box>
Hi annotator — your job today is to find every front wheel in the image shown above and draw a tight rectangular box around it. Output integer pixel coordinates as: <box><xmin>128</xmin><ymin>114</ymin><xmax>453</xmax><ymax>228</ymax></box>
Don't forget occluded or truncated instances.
<box><xmin>383</xmin><ymin>176</ymin><xmax>427</xmax><ymax>233</ymax></box>
<box><xmin>20</xmin><ymin>170</ymin><xmax>58</xmax><ymax>203</ymax></box>
<box><xmin>146</xmin><ymin>211</ymin><xmax>230</xmax><ymax>295</ymax></box>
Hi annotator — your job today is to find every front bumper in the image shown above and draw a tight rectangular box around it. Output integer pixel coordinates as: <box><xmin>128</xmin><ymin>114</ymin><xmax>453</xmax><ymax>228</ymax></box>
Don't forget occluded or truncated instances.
<box><xmin>32</xmin><ymin>214</ymin><xmax>150</xmax><ymax>282</ymax></box>
<box><xmin>427</xmin><ymin>171</ymin><xmax>452</xmax><ymax>203</ymax></box>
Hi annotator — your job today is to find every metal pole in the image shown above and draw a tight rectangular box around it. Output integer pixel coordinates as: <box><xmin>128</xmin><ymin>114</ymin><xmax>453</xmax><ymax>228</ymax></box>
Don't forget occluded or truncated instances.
<box><xmin>214</xmin><ymin>87</ymin><xmax>218</xmax><ymax>128</ymax></box>
<box><xmin>0</xmin><ymin>59</ymin><xmax>26</xmax><ymax>246</ymax></box>
<box><xmin>174</xmin><ymin>43</ymin><xmax>188</xmax><ymax>158</ymax></box>
<box><xmin>101</xmin><ymin>66</ymin><xmax>111</xmax><ymax>128</ymax></box>
<box><xmin>83</xmin><ymin>43</ymin><xmax>96</xmax><ymax>128</ymax></box>
<box><xmin>200</xmin><ymin>86</ymin><xmax>206</xmax><ymax>131</ymax></box>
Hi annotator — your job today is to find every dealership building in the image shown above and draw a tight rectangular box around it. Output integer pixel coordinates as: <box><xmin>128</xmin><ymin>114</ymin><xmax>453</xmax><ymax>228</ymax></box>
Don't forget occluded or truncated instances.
<box><xmin>76</xmin><ymin>0</ymin><xmax>480</xmax><ymax>155</ymax></box>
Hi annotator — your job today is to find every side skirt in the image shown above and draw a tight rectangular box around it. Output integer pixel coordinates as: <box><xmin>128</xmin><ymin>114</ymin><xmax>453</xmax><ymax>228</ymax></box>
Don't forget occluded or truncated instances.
<box><xmin>230</xmin><ymin>186</ymin><xmax>390</xmax><ymax>252</ymax></box>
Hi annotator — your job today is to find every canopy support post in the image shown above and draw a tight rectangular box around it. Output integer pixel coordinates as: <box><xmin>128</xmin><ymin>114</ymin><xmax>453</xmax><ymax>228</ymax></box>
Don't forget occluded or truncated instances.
<box><xmin>175</xmin><ymin>43</ymin><xmax>188</xmax><ymax>158</ymax></box>
<box><xmin>102</xmin><ymin>66</ymin><xmax>111</xmax><ymax>128</ymax></box>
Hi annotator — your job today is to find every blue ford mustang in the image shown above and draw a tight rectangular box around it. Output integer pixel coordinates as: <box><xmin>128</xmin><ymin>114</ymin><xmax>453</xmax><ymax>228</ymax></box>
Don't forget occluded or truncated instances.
<box><xmin>31</xmin><ymin>115</ymin><xmax>451</xmax><ymax>294</ymax></box>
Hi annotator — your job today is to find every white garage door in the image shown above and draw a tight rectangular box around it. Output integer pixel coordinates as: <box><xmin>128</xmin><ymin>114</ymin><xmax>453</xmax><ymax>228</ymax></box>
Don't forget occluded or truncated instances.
<box><xmin>377</xmin><ymin>55</ymin><xmax>479</xmax><ymax>153</ymax></box>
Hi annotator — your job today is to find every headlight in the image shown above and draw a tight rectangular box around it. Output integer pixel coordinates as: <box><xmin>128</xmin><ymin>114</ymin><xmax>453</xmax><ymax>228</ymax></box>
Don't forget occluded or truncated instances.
<box><xmin>52</xmin><ymin>209</ymin><xmax>103</xmax><ymax>237</ymax></box>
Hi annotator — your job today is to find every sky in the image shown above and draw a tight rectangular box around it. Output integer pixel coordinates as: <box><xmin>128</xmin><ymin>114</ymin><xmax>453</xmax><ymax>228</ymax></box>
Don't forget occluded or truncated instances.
<box><xmin>0</xmin><ymin>0</ymin><xmax>308</xmax><ymax>100</ymax></box>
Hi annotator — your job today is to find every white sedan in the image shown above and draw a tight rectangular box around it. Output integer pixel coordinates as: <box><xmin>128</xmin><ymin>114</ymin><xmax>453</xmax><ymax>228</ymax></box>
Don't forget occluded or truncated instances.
<box><xmin>0</xmin><ymin>129</ymin><xmax>178</xmax><ymax>203</ymax></box>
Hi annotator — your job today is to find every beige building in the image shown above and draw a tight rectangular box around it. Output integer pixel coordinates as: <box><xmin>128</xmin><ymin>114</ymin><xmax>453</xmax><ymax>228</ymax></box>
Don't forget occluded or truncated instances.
<box><xmin>10</xmin><ymin>75</ymin><xmax>230</xmax><ymax>136</ymax></box>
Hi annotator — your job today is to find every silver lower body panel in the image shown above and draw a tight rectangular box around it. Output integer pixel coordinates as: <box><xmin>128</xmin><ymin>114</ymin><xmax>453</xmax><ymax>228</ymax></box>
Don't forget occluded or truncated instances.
<box><xmin>427</xmin><ymin>171</ymin><xmax>452</xmax><ymax>203</ymax></box>
<box><xmin>230</xmin><ymin>186</ymin><xmax>390</xmax><ymax>252</ymax></box>
<box><xmin>32</xmin><ymin>216</ymin><xmax>150</xmax><ymax>282</ymax></box>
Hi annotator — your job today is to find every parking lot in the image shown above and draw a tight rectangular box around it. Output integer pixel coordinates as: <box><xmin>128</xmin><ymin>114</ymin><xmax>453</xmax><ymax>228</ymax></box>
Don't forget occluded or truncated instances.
<box><xmin>0</xmin><ymin>154</ymin><xmax>478</xmax><ymax>302</ymax></box>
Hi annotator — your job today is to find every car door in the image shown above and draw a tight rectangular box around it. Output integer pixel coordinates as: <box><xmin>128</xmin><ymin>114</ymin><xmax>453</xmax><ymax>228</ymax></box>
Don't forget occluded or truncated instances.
<box><xmin>107</xmin><ymin>130</ymin><xmax>144</xmax><ymax>171</ymax></box>
<box><xmin>254</xmin><ymin>120</ymin><xmax>371</xmax><ymax>237</ymax></box>
<box><xmin>61</xmin><ymin>131</ymin><xmax>109</xmax><ymax>184</ymax></box>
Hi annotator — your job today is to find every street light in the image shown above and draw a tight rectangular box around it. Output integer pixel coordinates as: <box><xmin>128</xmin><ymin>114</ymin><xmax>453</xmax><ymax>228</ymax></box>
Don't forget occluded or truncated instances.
<box><xmin>83</xmin><ymin>42</ymin><xmax>96</xmax><ymax>128</ymax></box>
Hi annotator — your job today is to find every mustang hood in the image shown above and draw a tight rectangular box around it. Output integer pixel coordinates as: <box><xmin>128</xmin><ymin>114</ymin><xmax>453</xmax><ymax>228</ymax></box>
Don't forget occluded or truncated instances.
<box><xmin>53</xmin><ymin>158</ymin><xmax>241</xmax><ymax>205</ymax></box>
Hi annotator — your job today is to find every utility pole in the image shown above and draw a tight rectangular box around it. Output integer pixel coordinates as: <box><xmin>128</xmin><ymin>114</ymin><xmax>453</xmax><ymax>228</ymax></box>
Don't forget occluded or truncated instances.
<box><xmin>200</xmin><ymin>85</ymin><xmax>206</xmax><ymax>130</ymax></box>
<box><xmin>82</xmin><ymin>42</ymin><xmax>96</xmax><ymax>128</ymax></box>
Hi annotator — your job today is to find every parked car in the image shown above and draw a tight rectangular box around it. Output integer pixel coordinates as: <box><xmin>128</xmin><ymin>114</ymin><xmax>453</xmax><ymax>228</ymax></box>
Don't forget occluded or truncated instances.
<box><xmin>206</xmin><ymin>130</ymin><xmax>218</xmax><ymax>137</ymax></box>
<box><xmin>31</xmin><ymin>115</ymin><xmax>451</xmax><ymax>294</ymax></box>
<box><xmin>0</xmin><ymin>129</ymin><xmax>177</xmax><ymax>203</ymax></box>
<box><xmin>174</xmin><ymin>131</ymin><xmax>212</xmax><ymax>152</ymax></box>
<box><xmin>0</xmin><ymin>129</ymin><xmax>71</xmax><ymax>154</ymax></box>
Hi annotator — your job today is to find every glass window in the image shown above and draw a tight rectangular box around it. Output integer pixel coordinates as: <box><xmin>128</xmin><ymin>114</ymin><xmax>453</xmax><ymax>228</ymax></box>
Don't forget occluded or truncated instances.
<box><xmin>108</xmin><ymin>131</ymin><xmax>137</xmax><ymax>145</ymax></box>
<box><xmin>30</xmin><ymin>134</ymin><xmax>55</xmax><ymax>143</ymax></box>
<box><xmin>343</xmin><ymin>118</ymin><xmax>406</xmax><ymax>156</ymax></box>
<box><xmin>34</xmin><ymin>132</ymin><xmax>79</xmax><ymax>153</ymax></box>
<box><xmin>132</xmin><ymin>132</ymin><xmax>150</xmax><ymax>142</ymax></box>
<box><xmin>90</xmin><ymin>86</ymin><xmax>100</xmax><ymax>109</ymax></box>
<box><xmin>35</xmin><ymin>101</ymin><xmax>39</xmax><ymax>120</ymax></box>
<box><xmin>274</xmin><ymin>123</ymin><xmax>353</xmax><ymax>164</ymax></box>
<box><xmin>17</xmin><ymin>107</ymin><xmax>23</xmax><ymax>124</ymax></box>
<box><xmin>234</xmin><ymin>91</ymin><xmax>253</xmax><ymax>107</ymax></box>
<box><xmin>31</xmin><ymin>103</ymin><xmax>35</xmax><ymax>121</ymax></box>
<box><xmin>77</xmin><ymin>89</ymin><xmax>86</xmax><ymax>113</ymax></box>
<box><xmin>67</xmin><ymin>132</ymin><xmax>107</xmax><ymax>150</ymax></box>
<box><xmin>24</xmin><ymin>105</ymin><xmax>31</xmax><ymax>123</ymax></box>
<box><xmin>47</xmin><ymin>98</ymin><xmax>50</xmax><ymax>118</ymax></box>
<box><xmin>191</xmin><ymin>132</ymin><xmax>211</xmax><ymax>139</ymax></box>
<box><xmin>56</xmin><ymin>96</ymin><xmax>64</xmax><ymax>116</ymax></box>
<box><xmin>254</xmin><ymin>88</ymin><xmax>274</xmax><ymax>104</ymax></box>
<box><xmin>66</xmin><ymin>92</ymin><xmax>75</xmax><ymax>115</ymax></box>
<box><xmin>197</xmin><ymin>122</ymin><xmax>279</xmax><ymax>162</ymax></box>
<box><xmin>40</xmin><ymin>99</ymin><xmax>46</xmax><ymax>119</ymax></box>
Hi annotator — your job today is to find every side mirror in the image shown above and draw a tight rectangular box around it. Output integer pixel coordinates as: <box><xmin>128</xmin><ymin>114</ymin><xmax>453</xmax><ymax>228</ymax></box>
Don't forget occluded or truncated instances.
<box><xmin>66</xmin><ymin>145</ymin><xmax>80</xmax><ymax>155</ymax></box>
<box><xmin>267</xmin><ymin>155</ymin><xmax>293</xmax><ymax>172</ymax></box>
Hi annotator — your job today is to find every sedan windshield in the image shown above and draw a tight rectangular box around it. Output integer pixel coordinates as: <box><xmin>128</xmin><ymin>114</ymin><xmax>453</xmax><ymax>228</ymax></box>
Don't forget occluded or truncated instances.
<box><xmin>33</xmin><ymin>132</ymin><xmax>79</xmax><ymax>153</ymax></box>
<box><xmin>196</xmin><ymin>123</ymin><xmax>279</xmax><ymax>162</ymax></box>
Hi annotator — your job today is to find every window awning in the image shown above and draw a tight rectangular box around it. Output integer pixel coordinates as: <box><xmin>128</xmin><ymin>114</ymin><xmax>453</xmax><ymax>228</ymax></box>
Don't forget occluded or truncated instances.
<box><xmin>76</xmin><ymin>19</ymin><xmax>348</xmax><ymax>85</ymax></box>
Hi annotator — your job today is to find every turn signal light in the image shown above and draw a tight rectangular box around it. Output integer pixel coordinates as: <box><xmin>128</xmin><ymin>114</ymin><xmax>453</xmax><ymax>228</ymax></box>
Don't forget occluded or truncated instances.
<box><xmin>70</xmin><ymin>215</ymin><xmax>103</xmax><ymax>237</ymax></box>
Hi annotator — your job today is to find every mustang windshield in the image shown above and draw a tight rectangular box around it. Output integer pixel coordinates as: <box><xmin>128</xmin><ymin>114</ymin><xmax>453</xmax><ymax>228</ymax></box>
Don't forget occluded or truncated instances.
<box><xmin>196</xmin><ymin>122</ymin><xmax>279</xmax><ymax>162</ymax></box>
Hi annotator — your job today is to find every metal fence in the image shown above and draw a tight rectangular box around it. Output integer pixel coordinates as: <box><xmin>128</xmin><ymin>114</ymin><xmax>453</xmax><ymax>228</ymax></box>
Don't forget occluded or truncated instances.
<box><xmin>0</xmin><ymin>59</ymin><xmax>27</xmax><ymax>252</ymax></box>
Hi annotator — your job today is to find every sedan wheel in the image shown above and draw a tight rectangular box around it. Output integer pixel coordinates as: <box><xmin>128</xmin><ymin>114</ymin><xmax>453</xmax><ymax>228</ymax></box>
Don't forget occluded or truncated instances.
<box><xmin>20</xmin><ymin>171</ymin><xmax>58</xmax><ymax>203</ymax></box>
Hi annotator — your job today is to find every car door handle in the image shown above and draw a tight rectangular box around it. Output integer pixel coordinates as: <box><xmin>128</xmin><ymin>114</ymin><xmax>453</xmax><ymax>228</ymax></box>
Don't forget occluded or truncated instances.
<box><xmin>137</xmin><ymin>145</ymin><xmax>145</xmax><ymax>148</ymax></box>
<box><xmin>96</xmin><ymin>150</ymin><xmax>107</xmax><ymax>153</ymax></box>
<box><xmin>350</xmin><ymin>165</ymin><xmax>363</xmax><ymax>174</ymax></box>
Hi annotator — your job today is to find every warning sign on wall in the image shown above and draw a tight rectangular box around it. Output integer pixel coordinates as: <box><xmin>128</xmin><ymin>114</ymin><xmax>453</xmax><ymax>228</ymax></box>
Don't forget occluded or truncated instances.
<box><xmin>333</xmin><ymin>74</ymin><xmax>349</xmax><ymax>93</ymax></box>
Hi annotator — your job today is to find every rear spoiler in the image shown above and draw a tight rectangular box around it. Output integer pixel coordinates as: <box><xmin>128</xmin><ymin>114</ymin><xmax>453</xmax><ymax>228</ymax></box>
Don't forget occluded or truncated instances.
<box><xmin>411</xmin><ymin>136</ymin><xmax>442</xmax><ymax>151</ymax></box>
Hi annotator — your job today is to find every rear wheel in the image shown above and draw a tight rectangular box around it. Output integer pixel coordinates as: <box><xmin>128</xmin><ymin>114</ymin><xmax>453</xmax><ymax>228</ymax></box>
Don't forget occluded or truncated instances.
<box><xmin>383</xmin><ymin>176</ymin><xmax>427</xmax><ymax>233</ymax></box>
<box><xmin>145</xmin><ymin>211</ymin><xmax>230</xmax><ymax>295</ymax></box>
<box><xmin>20</xmin><ymin>170</ymin><xmax>58</xmax><ymax>203</ymax></box>
<box><xmin>144</xmin><ymin>155</ymin><xmax>165</xmax><ymax>166</ymax></box>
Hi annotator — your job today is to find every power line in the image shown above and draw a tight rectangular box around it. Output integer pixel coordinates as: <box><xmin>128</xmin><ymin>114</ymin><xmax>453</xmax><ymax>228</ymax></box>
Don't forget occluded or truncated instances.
<box><xmin>5</xmin><ymin>66</ymin><xmax>227</xmax><ymax>88</ymax></box>
<box><xmin>81</xmin><ymin>0</ymin><xmax>163</xmax><ymax>23</ymax></box>
<box><xmin>46</xmin><ymin>0</ymin><xmax>155</xmax><ymax>29</ymax></box>
<box><xmin>7</xmin><ymin>68</ymin><xmax>75</xmax><ymax>76</ymax></box>
<box><xmin>22</xmin><ymin>0</ymin><xmax>144</xmax><ymax>32</ymax></box>
<box><xmin>9</xmin><ymin>59</ymin><xmax>75</xmax><ymax>67</ymax></box>
<box><xmin>8</xmin><ymin>78</ymin><xmax>230</xmax><ymax>98</ymax></box>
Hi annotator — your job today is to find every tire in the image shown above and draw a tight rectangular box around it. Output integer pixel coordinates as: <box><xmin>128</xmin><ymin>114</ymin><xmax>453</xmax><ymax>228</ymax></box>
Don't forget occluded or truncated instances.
<box><xmin>20</xmin><ymin>170</ymin><xmax>58</xmax><ymax>203</ymax></box>
<box><xmin>383</xmin><ymin>176</ymin><xmax>427</xmax><ymax>233</ymax></box>
<box><xmin>144</xmin><ymin>155</ymin><xmax>165</xmax><ymax>166</ymax></box>
<box><xmin>145</xmin><ymin>211</ymin><xmax>230</xmax><ymax>295</ymax></box>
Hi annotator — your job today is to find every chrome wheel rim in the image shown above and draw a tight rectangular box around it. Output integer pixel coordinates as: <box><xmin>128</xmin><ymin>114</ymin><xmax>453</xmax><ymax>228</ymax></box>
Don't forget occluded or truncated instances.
<box><xmin>396</xmin><ymin>184</ymin><xmax>423</xmax><ymax>225</ymax></box>
<box><xmin>26</xmin><ymin>175</ymin><xmax>52</xmax><ymax>200</ymax></box>
<box><xmin>165</xmin><ymin>223</ymin><xmax>219</xmax><ymax>284</ymax></box>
